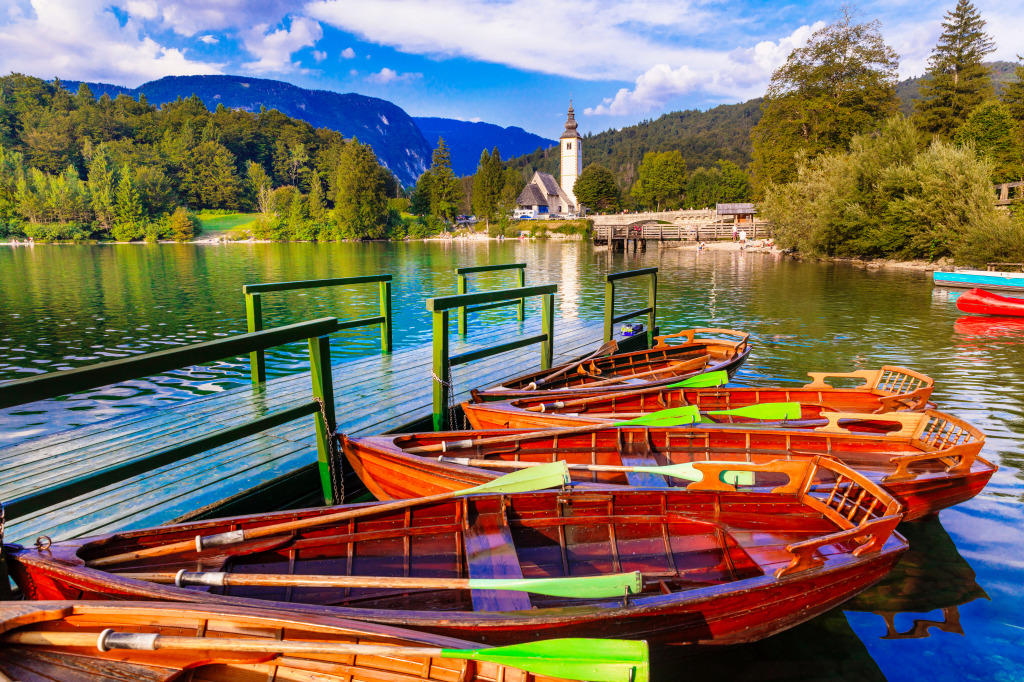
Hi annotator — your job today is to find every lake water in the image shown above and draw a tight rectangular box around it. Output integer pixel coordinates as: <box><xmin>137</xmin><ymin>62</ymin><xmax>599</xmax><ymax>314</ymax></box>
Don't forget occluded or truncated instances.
<box><xmin>1</xmin><ymin>241</ymin><xmax>1022</xmax><ymax>680</ymax></box>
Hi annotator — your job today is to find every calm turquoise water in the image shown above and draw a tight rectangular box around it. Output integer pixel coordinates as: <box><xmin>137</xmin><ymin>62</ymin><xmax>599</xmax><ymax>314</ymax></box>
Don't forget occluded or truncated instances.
<box><xmin>1</xmin><ymin>241</ymin><xmax>1023</xmax><ymax>680</ymax></box>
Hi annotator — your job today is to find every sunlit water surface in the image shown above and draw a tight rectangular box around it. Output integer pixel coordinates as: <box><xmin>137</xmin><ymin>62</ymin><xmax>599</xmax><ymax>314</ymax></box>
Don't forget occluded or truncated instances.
<box><xmin>1</xmin><ymin>241</ymin><xmax>1022</xmax><ymax>680</ymax></box>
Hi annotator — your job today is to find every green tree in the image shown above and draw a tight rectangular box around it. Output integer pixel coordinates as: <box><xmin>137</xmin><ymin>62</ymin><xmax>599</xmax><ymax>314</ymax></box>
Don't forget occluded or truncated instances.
<box><xmin>334</xmin><ymin>139</ymin><xmax>389</xmax><ymax>238</ymax></box>
<box><xmin>410</xmin><ymin>169</ymin><xmax>432</xmax><ymax>215</ymax></box>
<box><xmin>751</xmin><ymin>7</ymin><xmax>899</xmax><ymax>193</ymax></box>
<box><xmin>574</xmin><ymin>163</ymin><xmax>620</xmax><ymax>211</ymax></box>
<box><xmin>472</xmin><ymin>147</ymin><xmax>506</xmax><ymax>227</ymax></box>
<box><xmin>307</xmin><ymin>171</ymin><xmax>326</xmax><ymax>223</ymax></box>
<box><xmin>246</xmin><ymin>161</ymin><xmax>275</xmax><ymax>221</ymax></box>
<box><xmin>954</xmin><ymin>100</ymin><xmax>1023</xmax><ymax>181</ymax></box>
<box><xmin>428</xmin><ymin>138</ymin><xmax>462</xmax><ymax>222</ymax></box>
<box><xmin>914</xmin><ymin>0</ymin><xmax>996</xmax><ymax>140</ymax></box>
<box><xmin>167</xmin><ymin>206</ymin><xmax>200</xmax><ymax>242</ymax></box>
<box><xmin>685</xmin><ymin>160</ymin><xmax>752</xmax><ymax>207</ymax></box>
<box><xmin>1001</xmin><ymin>55</ymin><xmax>1024</xmax><ymax>122</ymax></box>
<box><xmin>87</xmin><ymin>146</ymin><xmax>117</xmax><ymax>231</ymax></box>
<box><xmin>180</xmin><ymin>141</ymin><xmax>239</xmax><ymax>209</ymax></box>
<box><xmin>113</xmin><ymin>164</ymin><xmax>144</xmax><ymax>240</ymax></box>
<box><xmin>630</xmin><ymin>150</ymin><xmax>687</xmax><ymax>210</ymax></box>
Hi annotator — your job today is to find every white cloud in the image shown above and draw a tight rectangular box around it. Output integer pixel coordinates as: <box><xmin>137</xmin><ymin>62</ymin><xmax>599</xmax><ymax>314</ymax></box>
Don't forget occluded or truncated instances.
<box><xmin>198</xmin><ymin>34</ymin><xmax>218</xmax><ymax>44</ymax></box>
<box><xmin>365</xmin><ymin>67</ymin><xmax>421</xmax><ymax>84</ymax></box>
<box><xmin>0</xmin><ymin>0</ymin><xmax>223</xmax><ymax>85</ymax></box>
<box><xmin>340</xmin><ymin>46</ymin><xmax>355</xmax><ymax>59</ymax></box>
<box><xmin>242</xmin><ymin>15</ymin><xmax>323</xmax><ymax>73</ymax></box>
<box><xmin>585</xmin><ymin>22</ymin><xmax>823</xmax><ymax>116</ymax></box>
<box><xmin>313</xmin><ymin>49</ymin><xmax>327</xmax><ymax>61</ymax></box>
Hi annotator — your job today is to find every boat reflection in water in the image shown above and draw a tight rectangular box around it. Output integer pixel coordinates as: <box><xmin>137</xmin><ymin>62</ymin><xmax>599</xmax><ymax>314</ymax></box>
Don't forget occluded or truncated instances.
<box><xmin>953</xmin><ymin>315</ymin><xmax>1024</xmax><ymax>339</ymax></box>
<box><xmin>844</xmin><ymin>515</ymin><xmax>988</xmax><ymax>640</ymax></box>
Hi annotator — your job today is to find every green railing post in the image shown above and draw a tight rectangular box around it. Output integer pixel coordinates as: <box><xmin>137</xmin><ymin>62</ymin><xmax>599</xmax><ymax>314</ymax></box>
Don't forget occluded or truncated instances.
<box><xmin>457</xmin><ymin>273</ymin><xmax>468</xmax><ymax>336</ymax></box>
<box><xmin>517</xmin><ymin>267</ymin><xmax>526</xmax><ymax>321</ymax></box>
<box><xmin>379</xmin><ymin>279</ymin><xmax>393</xmax><ymax>354</ymax></box>
<box><xmin>245</xmin><ymin>292</ymin><xmax>266</xmax><ymax>384</ymax></box>
<box><xmin>308</xmin><ymin>334</ymin><xmax>337</xmax><ymax>505</ymax></box>
<box><xmin>541</xmin><ymin>292</ymin><xmax>555</xmax><ymax>370</ymax></box>
<box><xmin>647</xmin><ymin>271</ymin><xmax>658</xmax><ymax>347</ymax></box>
<box><xmin>604</xmin><ymin>280</ymin><xmax>615</xmax><ymax>342</ymax></box>
<box><xmin>432</xmin><ymin>310</ymin><xmax>450</xmax><ymax>431</ymax></box>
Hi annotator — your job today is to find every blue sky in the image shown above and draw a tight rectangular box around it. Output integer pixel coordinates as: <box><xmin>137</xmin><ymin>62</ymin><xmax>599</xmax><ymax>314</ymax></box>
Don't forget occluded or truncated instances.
<box><xmin>1</xmin><ymin>1</ymin><xmax>1022</xmax><ymax>140</ymax></box>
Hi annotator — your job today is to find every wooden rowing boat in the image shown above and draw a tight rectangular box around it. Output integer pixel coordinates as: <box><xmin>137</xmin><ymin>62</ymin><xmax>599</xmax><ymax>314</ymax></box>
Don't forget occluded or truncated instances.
<box><xmin>463</xmin><ymin>366</ymin><xmax>936</xmax><ymax>430</ymax></box>
<box><xmin>0</xmin><ymin>601</ymin><xmax>618</xmax><ymax>682</ymax></box>
<box><xmin>8</xmin><ymin>458</ymin><xmax>905</xmax><ymax>648</ymax></box>
<box><xmin>341</xmin><ymin>410</ymin><xmax>993</xmax><ymax>522</ymax></box>
<box><xmin>472</xmin><ymin>329</ymin><xmax>752</xmax><ymax>402</ymax></box>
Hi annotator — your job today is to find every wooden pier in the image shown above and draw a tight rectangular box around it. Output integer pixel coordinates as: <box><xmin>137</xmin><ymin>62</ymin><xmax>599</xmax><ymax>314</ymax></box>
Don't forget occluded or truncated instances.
<box><xmin>593</xmin><ymin>221</ymin><xmax>770</xmax><ymax>250</ymax></box>
<box><xmin>0</xmin><ymin>267</ymin><xmax>658</xmax><ymax>547</ymax></box>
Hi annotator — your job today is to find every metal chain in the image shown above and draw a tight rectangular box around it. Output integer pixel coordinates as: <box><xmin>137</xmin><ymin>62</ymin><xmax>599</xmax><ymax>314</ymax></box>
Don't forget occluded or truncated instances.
<box><xmin>313</xmin><ymin>397</ymin><xmax>344</xmax><ymax>505</ymax></box>
<box><xmin>431</xmin><ymin>369</ymin><xmax>460</xmax><ymax>430</ymax></box>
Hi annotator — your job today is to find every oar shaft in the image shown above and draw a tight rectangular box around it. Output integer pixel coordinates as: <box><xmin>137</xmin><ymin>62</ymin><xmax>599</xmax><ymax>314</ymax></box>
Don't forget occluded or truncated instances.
<box><xmin>407</xmin><ymin>421</ymin><xmax>624</xmax><ymax>454</ymax></box>
<box><xmin>3</xmin><ymin>630</ymin><xmax>442</xmax><ymax>657</ymax></box>
<box><xmin>581</xmin><ymin>357</ymin><xmax>706</xmax><ymax>388</ymax></box>
<box><xmin>125</xmin><ymin>571</ymin><xmax>475</xmax><ymax>590</ymax></box>
<box><xmin>441</xmin><ymin>457</ymin><xmax>641</xmax><ymax>474</ymax></box>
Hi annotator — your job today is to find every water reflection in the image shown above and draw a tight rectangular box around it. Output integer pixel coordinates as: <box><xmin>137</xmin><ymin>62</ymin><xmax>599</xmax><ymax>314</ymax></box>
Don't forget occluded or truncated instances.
<box><xmin>844</xmin><ymin>516</ymin><xmax>988</xmax><ymax>639</ymax></box>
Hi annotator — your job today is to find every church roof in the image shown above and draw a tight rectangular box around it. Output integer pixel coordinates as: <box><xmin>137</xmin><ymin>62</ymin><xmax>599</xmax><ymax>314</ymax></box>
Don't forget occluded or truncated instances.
<box><xmin>516</xmin><ymin>183</ymin><xmax>548</xmax><ymax>207</ymax></box>
<box><xmin>560</xmin><ymin>102</ymin><xmax>582</xmax><ymax>139</ymax></box>
<box><xmin>536</xmin><ymin>172</ymin><xmax>563</xmax><ymax>196</ymax></box>
<box><xmin>515</xmin><ymin>171</ymin><xmax>575</xmax><ymax>209</ymax></box>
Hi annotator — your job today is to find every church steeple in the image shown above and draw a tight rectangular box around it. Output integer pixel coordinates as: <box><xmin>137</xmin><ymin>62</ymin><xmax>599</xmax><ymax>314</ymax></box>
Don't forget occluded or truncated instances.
<box><xmin>560</xmin><ymin>98</ymin><xmax>583</xmax><ymax>209</ymax></box>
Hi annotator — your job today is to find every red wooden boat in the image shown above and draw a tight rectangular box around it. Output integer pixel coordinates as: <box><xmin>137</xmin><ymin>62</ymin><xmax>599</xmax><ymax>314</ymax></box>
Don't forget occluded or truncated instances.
<box><xmin>473</xmin><ymin>329</ymin><xmax>752</xmax><ymax>402</ymax></box>
<box><xmin>0</xmin><ymin>601</ymin><xmax>621</xmax><ymax>682</ymax></box>
<box><xmin>8</xmin><ymin>458</ymin><xmax>905</xmax><ymax>648</ymax></box>
<box><xmin>342</xmin><ymin>410</ymin><xmax>993</xmax><ymax>522</ymax></box>
<box><xmin>463</xmin><ymin>366</ymin><xmax>935</xmax><ymax>430</ymax></box>
<box><xmin>955</xmin><ymin>287</ymin><xmax>1024</xmax><ymax>316</ymax></box>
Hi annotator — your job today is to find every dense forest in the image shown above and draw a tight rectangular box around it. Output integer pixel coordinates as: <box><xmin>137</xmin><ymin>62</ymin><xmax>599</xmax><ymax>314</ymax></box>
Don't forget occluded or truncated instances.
<box><xmin>0</xmin><ymin>74</ymin><xmax>414</xmax><ymax>242</ymax></box>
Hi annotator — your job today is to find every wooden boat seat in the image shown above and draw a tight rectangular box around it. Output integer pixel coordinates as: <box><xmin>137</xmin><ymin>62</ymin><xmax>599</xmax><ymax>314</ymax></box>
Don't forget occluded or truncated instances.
<box><xmin>462</xmin><ymin>498</ymin><xmax>531</xmax><ymax>613</ymax></box>
<box><xmin>618</xmin><ymin>434</ymin><xmax>670</xmax><ymax>487</ymax></box>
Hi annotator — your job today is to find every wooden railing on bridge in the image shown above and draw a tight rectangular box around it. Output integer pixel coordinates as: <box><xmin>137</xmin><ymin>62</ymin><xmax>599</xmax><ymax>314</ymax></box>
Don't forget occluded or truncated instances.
<box><xmin>456</xmin><ymin>263</ymin><xmax>526</xmax><ymax>335</ymax></box>
<box><xmin>604</xmin><ymin>268</ymin><xmax>657</xmax><ymax>347</ymax></box>
<box><xmin>995</xmin><ymin>181</ymin><xmax>1024</xmax><ymax>206</ymax></box>
<box><xmin>593</xmin><ymin>221</ymin><xmax>769</xmax><ymax>243</ymax></box>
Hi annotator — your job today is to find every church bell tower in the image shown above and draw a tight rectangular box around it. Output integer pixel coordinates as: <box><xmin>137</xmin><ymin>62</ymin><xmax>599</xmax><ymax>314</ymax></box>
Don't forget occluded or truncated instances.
<box><xmin>560</xmin><ymin>100</ymin><xmax>583</xmax><ymax>208</ymax></box>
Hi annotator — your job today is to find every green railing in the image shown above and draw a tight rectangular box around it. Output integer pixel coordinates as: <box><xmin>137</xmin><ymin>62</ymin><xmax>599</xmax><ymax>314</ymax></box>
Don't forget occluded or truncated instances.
<box><xmin>604</xmin><ymin>267</ymin><xmax>658</xmax><ymax>347</ymax></box>
<box><xmin>456</xmin><ymin>263</ymin><xmax>526</xmax><ymax>335</ymax></box>
<box><xmin>0</xmin><ymin>318</ymin><xmax>345</xmax><ymax>520</ymax></box>
<box><xmin>427</xmin><ymin>284</ymin><xmax>557</xmax><ymax>430</ymax></box>
<box><xmin>244</xmin><ymin>275</ymin><xmax>392</xmax><ymax>384</ymax></box>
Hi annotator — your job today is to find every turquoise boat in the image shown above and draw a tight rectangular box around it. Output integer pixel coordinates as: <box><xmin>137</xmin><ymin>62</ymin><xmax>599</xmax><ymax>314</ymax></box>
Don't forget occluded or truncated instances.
<box><xmin>933</xmin><ymin>269</ymin><xmax>1024</xmax><ymax>291</ymax></box>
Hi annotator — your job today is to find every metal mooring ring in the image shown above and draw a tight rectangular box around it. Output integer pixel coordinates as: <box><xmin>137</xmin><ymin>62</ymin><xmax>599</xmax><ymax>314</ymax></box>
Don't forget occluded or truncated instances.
<box><xmin>34</xmin><ymin>535</ymin><xmax>52</xmax><ymax>551</ymax></box>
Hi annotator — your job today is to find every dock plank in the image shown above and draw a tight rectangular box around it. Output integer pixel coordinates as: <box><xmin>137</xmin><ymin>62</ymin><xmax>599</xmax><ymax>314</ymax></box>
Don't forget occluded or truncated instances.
<box><xmin>1</xmin><ymin>317</ymin><xmax>611</xmax><ymax>544</ymax></box>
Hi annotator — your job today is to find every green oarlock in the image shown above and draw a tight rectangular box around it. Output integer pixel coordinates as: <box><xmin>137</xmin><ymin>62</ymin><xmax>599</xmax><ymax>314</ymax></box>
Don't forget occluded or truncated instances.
<box><xmin>665</xmin><ymin>370</ymin><xmax>729</xmax><ymax>388</ymax></box>
<box><xmin>441</xmin><ymin>638</ymin><xmax>650</xmax><ymax>682</ymax></box>
<box><xmin>467</xmin><ymin>571</ymin><xmax>642</xmax><ymax>599</ymax></box>
<box><xmin>707</xmin><ymin>402</ymin><xmax>802</xmax><ymax>421</ymax></box>
<box><xmin>464</xmin><ymin>460</ymin><xmax>570</xmax><ymax>494</ymax></box>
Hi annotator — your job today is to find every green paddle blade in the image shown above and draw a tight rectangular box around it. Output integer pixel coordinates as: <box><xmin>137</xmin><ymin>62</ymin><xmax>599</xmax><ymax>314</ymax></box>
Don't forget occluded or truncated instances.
<box><xmin>442</xmin><ymin>638</ymin><xmax>649</xmax><ymax>682</ymax></box>
<box><xmin>707</xmin><ymin>402</ymin><xmax>802</xmax><ymax>421</ymax></box>
<box><xmin>633</xmin><ymin>462</ymin><xmax>755</xmax><ymax>486</ymax></box>
<box><xmin>665</xmin><ymin>370</ymin><xmax>729</xmax><ymax>388</ymax></box>
<box><xmin>615</xmin><ymin>405</ymin><xmax>699</xmax><ymax>427</ymax></box>
<box><xmin>469</xmin><ymin>571</ymin><xmax>642</xmax><ymax>599</ymax></box>
<box><xmin>463</xmin><ymin>460</ymin><xmax>570</xmax><ymax>494</ymax></box>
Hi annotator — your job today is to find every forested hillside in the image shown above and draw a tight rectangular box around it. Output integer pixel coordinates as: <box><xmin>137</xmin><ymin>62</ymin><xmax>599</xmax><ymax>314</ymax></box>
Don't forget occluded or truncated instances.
<box><xmin>505</xmin><ymin>99</ymin><xmax>763</xmax><ymax>190</ymax></box>
<box><xmin>61</xmin><ymin>75</ymin><xmax>432</xmax><ymax>185</ymax></box>
<box><xmin>0</xmin><ymin>74</ymin><xmax>407</xmax><ymax>242</ymax></box>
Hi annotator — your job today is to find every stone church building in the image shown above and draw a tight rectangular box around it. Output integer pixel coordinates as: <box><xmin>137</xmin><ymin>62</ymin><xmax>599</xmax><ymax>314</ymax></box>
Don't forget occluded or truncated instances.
<box><xmin>514</xmin><ymin>102</ymin><xmax>582</xmax><ymax>218</ymax></box>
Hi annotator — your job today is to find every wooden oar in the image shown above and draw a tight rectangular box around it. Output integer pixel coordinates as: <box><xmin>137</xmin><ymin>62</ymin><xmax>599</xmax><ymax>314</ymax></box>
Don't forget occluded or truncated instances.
<box><xmin>524</xmin><ymin>370</ymin><xmax>730</xmax><ymax>412</ymax></box>
<box><xmin>439</xmin><ymin>457</ymin><xmax>754</xmax><ymax>486</ymax></box>
<box><xmin>87</xmin><ymin>461</ymin><xmax>571</xmax><ymax>568</ymax></box>
<box><xmin>120</xmin><ymin>568</ymin><xmax>643</xmax><ymax>599</ymax></box>
<box><xmin>578</xmin><ymin>356</ymin><xmax>709</xmax><ymax>388</ymax></box>
<box><xmin>406</xmin><ymin>407</ymin><xmax>706</xmax><ymax>455</ymax></box>
<box><xmin>3</xmin><ymin>631</ymin><xmax>649</xmax><ymax>682</ymax></box>
<box><xmin>526</xmin><ymin>340</ymin><xmax>618</xmax><ymax>390</ymax></box>
<box><xmin>565</xmin><ymin>402</ymin><xmax>803</xmax><ymax>422</ymax></box>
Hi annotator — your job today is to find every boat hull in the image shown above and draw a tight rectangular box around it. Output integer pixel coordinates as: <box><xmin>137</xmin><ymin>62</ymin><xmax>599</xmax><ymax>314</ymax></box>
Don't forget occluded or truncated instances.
<box><xmin>9</xmin><ymin>485</ymin><xmax>906</xmax><ymax>649</ymax></box>
<box><xmin>955</xmin><ymin>287</ymin><xmax>1024</xmax><ymax>316</ymax></box>
<box><xmin>934</xmin><ymin>270</ymin><xmax>1024</xmax><ymax>292</ymax></box>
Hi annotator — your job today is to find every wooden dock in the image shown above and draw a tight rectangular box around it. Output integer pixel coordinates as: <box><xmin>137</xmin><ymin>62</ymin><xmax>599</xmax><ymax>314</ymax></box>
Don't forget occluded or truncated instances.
<box><xmin>0</xmin><ymin>316</ymin><xmax>617</xmax><ymax>546</ymax></box>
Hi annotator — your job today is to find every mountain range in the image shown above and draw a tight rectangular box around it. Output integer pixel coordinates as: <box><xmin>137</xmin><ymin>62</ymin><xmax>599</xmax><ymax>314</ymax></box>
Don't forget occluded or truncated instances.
<box><xmin>58</xmin><ymin>75</ymin><xmax>553</xmax><ymax>184</ymax></box>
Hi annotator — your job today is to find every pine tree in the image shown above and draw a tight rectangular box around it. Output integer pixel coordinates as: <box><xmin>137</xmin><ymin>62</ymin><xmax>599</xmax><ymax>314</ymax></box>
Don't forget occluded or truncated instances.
<box><xmin>1002</xmin><ymin>56</ymin><xmax>1024</xmax><ymax>122</ymax></box>
<box><xmin>428</xmin><ymin>138</ymin><xmax>462</xmax><ymax>223</ymax></box>
<box><xmin>307</xmin><ymin>171</ymin><xmax>326</xmax><ymax>222</ymax></box>
<box><xmin>410</xmin><ymin>170</ymin><xmax>432</xmax><ymax>215</ymax></box>
<box><xmin>87</xmin><ymin>146</ymin><xmax>116</xmax><ymax>230</ymax></box>
<box><xmin>113</xmin><ymin>164</ymin><xmax>144</xmax><ymax>240</ymax></box>
<box><xmin>472</xmin><ymin>147</ymin><xmax>505</xmax><ymax>227</ymax></box>
<box><xmin>914</xmin><ymin>0</ymin><xmax>996</xmax><ymax>140</ymax></box>
<box><xmin>334</xmin><ymin>139</ymin><xmax>388</xmax><ymax>239</ymax></box>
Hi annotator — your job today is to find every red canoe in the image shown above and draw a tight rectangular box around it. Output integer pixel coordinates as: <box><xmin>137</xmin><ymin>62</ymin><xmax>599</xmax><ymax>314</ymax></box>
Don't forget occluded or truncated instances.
<box><xmin>955</xmin><ymin>288</ymin><xmax>1024</xmax><ymax>316</ymax></box>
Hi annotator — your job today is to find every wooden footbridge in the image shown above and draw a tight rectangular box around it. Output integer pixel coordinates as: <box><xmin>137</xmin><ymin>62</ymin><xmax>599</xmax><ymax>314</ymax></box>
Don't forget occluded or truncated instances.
<box><xmin>0</xmin><ymin>266</ymin><xmax>658</xmax><ymax>548</ymax></box>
